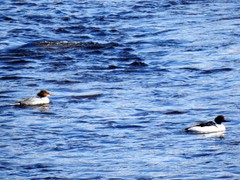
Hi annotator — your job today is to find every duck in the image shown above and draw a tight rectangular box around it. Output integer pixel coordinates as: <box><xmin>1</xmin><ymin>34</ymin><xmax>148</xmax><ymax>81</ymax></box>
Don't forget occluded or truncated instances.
<box><xmin>14</xmin><ymin>90</ymin><xmax>52</xmax><ymax>106</ymax></box>
<box><xmin>185</xmin><ymin>115</ymin><xmax>229</xmax><ymax>134</ymax></box>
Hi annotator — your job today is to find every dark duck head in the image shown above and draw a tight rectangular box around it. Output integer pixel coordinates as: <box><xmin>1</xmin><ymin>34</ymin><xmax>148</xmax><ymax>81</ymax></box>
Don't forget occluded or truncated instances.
<box><xmin>37</xmin><ymin>90</ymin><xmax>52</xmax><ymax>98</ymax></box>
<box><xmin>214</xmin><ymin>115</ymin><xmax>229</xmax><ymax>124</ymax></box>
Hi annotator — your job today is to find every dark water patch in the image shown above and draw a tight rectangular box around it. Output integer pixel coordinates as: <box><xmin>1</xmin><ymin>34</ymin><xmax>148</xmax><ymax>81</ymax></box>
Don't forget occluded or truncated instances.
<box><xmin>31</xmin><ymin>110</ymin><xmax>56</xmax><ymax>115</ymax></box>
<box><xmin>0</xmin><ymin>124</ymin><xmax>16</xmax><ymax>130</ymax></box>
<box><xmin>2</xmin><ymin>16</ymin><xmax>15</xmax><ymax>21</ymax></box>
<box><xmin>201</xmin><ymin>67</ymin><xmax>233</xmax><ymax>74</ymax></box>
<box><xmin>226</xmin><ymin>141</ymin><xmax>240</xmax><ymax>146</ymax></box>
<box><xmin>62</xmin><ymin>17</ymin><xmax>70</xmax><ymax>21</ymax></box>
<box><xmin>109</xmin><ymin>28</ymin><xmax>123</xmax><ymax>35</ymax></box>
<box><xmin>217</xmin><ymin>175</ymin><xmax>239</xmax><ymax>179</ymax></box>
<box><xmin>162</xmin><ymin>0</ymin><xmax>192</xmax><ymax>7</ymax></box>
<box><xmin>54</xmin><ymin>25</ymin><xmax>86</xmax><ymax>34</ymax></box>
<box><xmin>155</xmin><ymin>29</ymin><xmax>177</xmax><ymax>35</ymax></box>
<box><xmin>0</xmin><ymin>90</ymin><xmax>17</xmax><ymax>94</ymax></box>
<box><xmin>0</xmin><ymin>75</ymin><xmax>32</xmax><ymax>80</ymax></box>
<box><xmin>185</xmin><ymin>47</ymin><xmax>207</xmax><ymax>52</ymax></box>
<box><xmin>86</xmin><ymin>65</ymin><xmax>114</xmax><ymax>71</ymax></box>
<box><xmin>109</xmin><ymin>55</ymin><xmax>142</xmax><ymax>62</ymax></box>
<box><xmin>132</xmin><ymin>109</ymin><xmax>152</xmax><ymax>117</ymax></box>
<box><xmin>87</xmin><ymin>26</ymin><xmax>112</xmax><ymax>37</ymax></box>
<box><xmin>114</xmin><ymin>124</ymin><xmax>145</xmax><ymax>129</ymax></box>
<box><xmin>122</xmin><ymin>65</ymin><xmax>153</xmax><ymax>73</ymax></box>
<box><xmin>180</xmin><ymin>67</ymin><xmax>201</xmax><ymax>72</ymax></box>
<box><xmin>129</xmin><ymin>61</ymin><xmax>148</xmax><ymax>67</ymax></box>
<box><xmin>155</xmin><ymin>39</ymin><xmax>184</xmax><ymax>47</ymax></box>
<box><xmin>71</xmin><ymin>93</ymin><xmax>103</xmax><ymax>100</ymax></box>
<box><xmin>24</xmin><ymin>14</ymin><xmax>53</xmax><ymax>24</ymax></box>
<box><xmin>0</xmin><ymin>65</ymin><xmax>34</xmax><ymax>71</ymax></box>
<box><xmin>143</xmin><ymin>50</ymin><xmax>169</xmax><ymax>57</ymax></box>
<box><xmin>103</xmin><ymin>42</ymin><xmax>121</xmax><ymax>50</ymax></box>
<box><xmin>2</xmin><ymin>47</ymin><xmax>45</xmax><ymax>60</ymax></box>
<box><xmin>0</xmin><ymin>161</ymin><xmax>14</xmax><ymax>170</ymax></box>
<box><xmin>44</xmin><ymin>63</ymin><xmax>72</xmax><ymax>72</ymax></box>
<box><xmin>22</xmin><ymin>163</ymin><xmax>52</xmax><ymax>170</ymax></box>
<box><xmin>53</xmin><ymin>79</ymin><xmax>80</xmax><ymax>84</ymax></box>
<box><xmin>32</xmin><ymin>177</ymin><xmax>69</xmax><ymax>180</ymax></box>
<box><xmin>54</xmin><ymin>27</ymin><xmax>70</xmax><ymax>34</ymax></box>
<box><xmin>89</xmin><ymin>50</ymin><xmax>103</xmax><ymax>55</ymax></box>
<box><xmin>9</xmin><ymin>28</ymin><xmax>35</xmax><ymax>35</ymax></box>
<box><xmin>113</xmin><ymin>51</ymin><xmax>142</xmax><ymax>61</ymax></box>
<box><xmin>0</xmin><ymin>95</ymin><xmax>11</xmax><ymax>99</ymax></box>
<box><xmin>192</xmin><ymin>153</ymin><xmax>212</xmax><ymax>158</ymax></box>
<box><xmin>163</xmin><ymin>110</ymin><xmax>188</xmax><ymax>115</ymax></box>
<box><xmin>4</xmin><ymin>59</ymin><xmax>32</xmax><ymax>65</ymax></box>
<box><xmin>108</xmin><ymin>65</ymin><xmax>121</xmax><ymax>70</ymax></box>
<box><xmin>74</xmin><ymin>73</ymin><xmax>123</xmax><ymax>84</ymax></box>
<box><xmin>4</xmin><ymin>49</ymin><xmax>38</xmax><ymax>58</ymax></box>
<box><xmin>11</xmin><ymin>1</ymin><xmax>37</xmax><ymax>6</ymax></box>
<box><xmin>132</xmin><ymin>1</ymin><xmax>165</xmax><ymax>11</ymax></box>
<box><xmin>125</xmin><ymin>39</ymin><xmax>151</xmax><ymax>46</ymax></box>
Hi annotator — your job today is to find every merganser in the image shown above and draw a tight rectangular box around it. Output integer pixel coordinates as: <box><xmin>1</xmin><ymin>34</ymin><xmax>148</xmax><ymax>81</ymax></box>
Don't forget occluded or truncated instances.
<box><xmin>15</xmin><ymin>90</ymin><xmax>52</xmax><ymax>106</ymax></box>
<box><xmin>185</xmin><ymin>115</ymin><xmax>229</xmax><ymax>134</ymax></box>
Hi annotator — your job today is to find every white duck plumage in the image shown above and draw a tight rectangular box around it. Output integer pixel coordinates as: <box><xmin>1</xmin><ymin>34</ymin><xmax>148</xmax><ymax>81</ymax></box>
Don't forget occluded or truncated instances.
<box><xmin>15</xmin><ymin>90</ymin><xmax>52</xmax><ymax>106</ymax></box>
<box><xmin>185</xmin><ymin>115</ymin><xmax>229</xmax><ymax>134</ymax></box>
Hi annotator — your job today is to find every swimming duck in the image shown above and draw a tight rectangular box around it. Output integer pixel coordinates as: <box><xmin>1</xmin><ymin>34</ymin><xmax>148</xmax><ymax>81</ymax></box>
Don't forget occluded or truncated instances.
<box><xmin>15</xmin><ymin>90</ymin><xmax>52</xmax><ymax>106</ymax></box>
<box><xmin>185</xmin><ymin>115</ymin><xmax>229</xmax><ymax>134</ymax></box>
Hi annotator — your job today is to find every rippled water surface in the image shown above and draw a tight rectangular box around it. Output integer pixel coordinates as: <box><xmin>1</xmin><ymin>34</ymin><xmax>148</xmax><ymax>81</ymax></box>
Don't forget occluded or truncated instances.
<box><xmin>0</xmin><ymin>0</ymin><xmax>240</xmax><ymax>179</ymax></box>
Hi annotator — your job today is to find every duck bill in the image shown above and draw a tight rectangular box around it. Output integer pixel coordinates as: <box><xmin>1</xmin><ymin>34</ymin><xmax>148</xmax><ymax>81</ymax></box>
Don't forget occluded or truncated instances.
<box><xmin>223</xmin><ymin>119</ymin><xmax>230</xmax><ymax>122</ymax></box>
<box><xmin>47</xmin><ymin>92</ymin><xmax>53</xmax><ymax>96</ymax></box>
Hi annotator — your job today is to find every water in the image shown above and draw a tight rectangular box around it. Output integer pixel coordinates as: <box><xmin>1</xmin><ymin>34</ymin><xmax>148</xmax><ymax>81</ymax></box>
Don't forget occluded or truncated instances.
<box><xmin>0</xmin><ymin>0</ymin><xmax>240</xmax><ymax>179</ymax></box>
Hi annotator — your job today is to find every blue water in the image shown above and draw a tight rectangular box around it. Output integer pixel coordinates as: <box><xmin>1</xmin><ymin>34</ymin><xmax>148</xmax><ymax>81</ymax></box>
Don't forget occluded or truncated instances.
<box><xmin>0</xmin><ymin>0</ymin><xmax>240</xmax><ymax>179</ymax></box>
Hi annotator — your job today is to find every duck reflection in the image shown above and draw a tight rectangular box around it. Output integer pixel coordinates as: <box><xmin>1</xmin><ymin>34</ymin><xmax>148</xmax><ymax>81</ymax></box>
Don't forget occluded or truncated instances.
<box><xmin>203</xmin><ymin>132</ymin><xmax>225</xmax><ymax>138</ymax></box>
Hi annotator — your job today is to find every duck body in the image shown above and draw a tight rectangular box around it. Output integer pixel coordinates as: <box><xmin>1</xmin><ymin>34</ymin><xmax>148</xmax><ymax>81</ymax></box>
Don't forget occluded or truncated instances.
<box><xmin>15</xmin><ymin>90</ymin><xmax>52</xmax><ymax>106</ymax></box>
<box><xmin>185</xmin><ymin>115</ymin><xmax>229</xmax><ymax>134</ymax></box>
<box><xmin>18</xmin><ymin>96</ymin><xmax>50</xmax><ymax>106</ymax></box>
